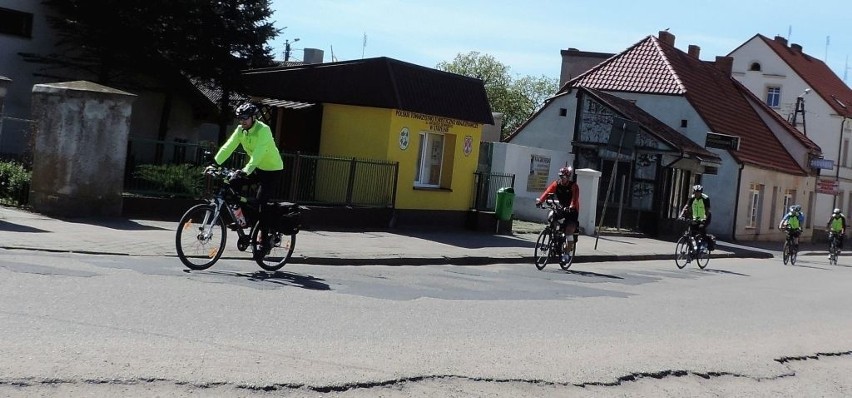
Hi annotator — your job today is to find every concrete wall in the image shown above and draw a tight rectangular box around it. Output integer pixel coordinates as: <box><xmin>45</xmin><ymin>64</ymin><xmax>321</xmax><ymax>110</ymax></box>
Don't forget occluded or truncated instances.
<box><xmin>29</xmin><ymin>81</ymin><xmax>135</xmax><ymax>217</ymax></box>
<box><xmin>488</xmin><ymin>142</ymin><xmax>572</xmax><ymax>222</ymax></box>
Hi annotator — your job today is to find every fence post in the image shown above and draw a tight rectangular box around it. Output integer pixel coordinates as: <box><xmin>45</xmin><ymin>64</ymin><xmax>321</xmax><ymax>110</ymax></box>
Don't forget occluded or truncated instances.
<box><xmin>345</xmin><ymin>157</ymin><xmax>357</xmax><ymax>206</ymax></box>
<box><xmin>289</xmin><ymin>152</ymin><xmax>301</xmax><ymax>201</ymax></box>
<box><xmin>390</xmin><ymin>162</ymin><xmax>399</xmax><ymax>208</ymax></box>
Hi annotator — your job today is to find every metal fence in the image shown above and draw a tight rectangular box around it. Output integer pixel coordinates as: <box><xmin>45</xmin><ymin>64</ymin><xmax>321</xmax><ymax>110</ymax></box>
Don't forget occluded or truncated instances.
<box><xmin>471</xmin><ymin>171</ymin><xmax>515</xmax><ymax>211</ymax></box>
<box><xmin>124</xmin><ymin>137</ymin><xmax>398</xmax><ymax>208</ymax></box>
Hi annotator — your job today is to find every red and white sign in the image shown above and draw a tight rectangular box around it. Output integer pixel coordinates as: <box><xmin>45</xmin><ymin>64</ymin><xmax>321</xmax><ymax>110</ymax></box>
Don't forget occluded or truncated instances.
<box><xmin>817</xmin><ymin>178</ymin><xmax>839</xmax><ymax>195</ymax></box>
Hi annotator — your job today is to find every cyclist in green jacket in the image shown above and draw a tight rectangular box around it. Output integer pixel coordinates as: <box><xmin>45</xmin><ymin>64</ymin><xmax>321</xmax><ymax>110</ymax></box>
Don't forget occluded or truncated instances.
<box><xmin>214</xmin><ymin>102</ymin><xmax>284</xmax><ymax>208</ymax></box>
<box><xmin>826</xmin><ymin>208</ymin><xmax>846</xmax><ymax>258</ymax></box>
<box><xmin>779</xmin><ymin>204</ymin><xmax>804</xmax><ymax>249</ymax></box>
<box><xmin>679</xmin><ymin>184</ymin><xmax>711</xmax><ymax>240</ymax></box>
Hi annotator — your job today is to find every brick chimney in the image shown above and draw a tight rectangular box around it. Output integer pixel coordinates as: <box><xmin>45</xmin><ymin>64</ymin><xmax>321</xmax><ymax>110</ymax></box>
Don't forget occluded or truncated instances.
<box><xmin>774</xmin><ymin>35</ymin><xmax>788</xmax><ymax>46</ymax></box>
<box><xmin>714</xmin><ymin>56</ymin><xmax>733</xmax><ymax>75</ymax></box>
<box><xmin>791</xmin><ymin>43</ymin><xmax>803</xmax><ymax>53</ymax></box>
<box><xmin>659</xmin><ymin>30</ymin><xmax>675</xmax><ymax>46</ymax></box>
<box><xmin>688</xmin><ymin>45</ymin><xmax>700</xmax><ymax>58</ymax></box>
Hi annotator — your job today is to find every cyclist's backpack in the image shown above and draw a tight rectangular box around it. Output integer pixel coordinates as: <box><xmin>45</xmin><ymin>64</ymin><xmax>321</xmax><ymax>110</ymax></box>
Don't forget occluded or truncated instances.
<box><xmin>706</xmin><ymin>234</ymin><xmax>717</xmax><ymax>251</ymax></box>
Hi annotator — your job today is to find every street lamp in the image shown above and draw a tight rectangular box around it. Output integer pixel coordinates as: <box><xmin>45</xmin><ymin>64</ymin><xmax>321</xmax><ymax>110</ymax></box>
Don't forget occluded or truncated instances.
<box><xmin>284</xmin><ymin>38</ymin><xmax>300</xmax><ymax>62</ymax></box>
<box><xmin>791</xmin><ymin>88</ymin><xmax>811</xmax><ymax>136</ymax></box>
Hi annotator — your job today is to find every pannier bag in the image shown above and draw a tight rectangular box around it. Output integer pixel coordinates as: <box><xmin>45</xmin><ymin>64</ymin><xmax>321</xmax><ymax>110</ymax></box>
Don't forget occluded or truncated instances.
<box><xmin>706</xmin><ymin>234</ymin><xmax>716</xmax><ymax>251</ymax></box>
<box><xmin>267</xmin><ymin>201</ymin><xmax>301</xmax><ymax>234</ymax></box>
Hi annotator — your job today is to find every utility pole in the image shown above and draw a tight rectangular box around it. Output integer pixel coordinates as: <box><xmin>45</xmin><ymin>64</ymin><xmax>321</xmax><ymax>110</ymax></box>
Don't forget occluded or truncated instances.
<box><xmin>284</xmin><ymin>38</ymin><xmax>300</xmax><ymax>62</ymax></box>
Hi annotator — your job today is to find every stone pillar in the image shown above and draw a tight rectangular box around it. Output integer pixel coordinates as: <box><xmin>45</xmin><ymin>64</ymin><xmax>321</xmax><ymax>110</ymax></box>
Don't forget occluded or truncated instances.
<box><xmin>0</xmin><ymin>76</ymin><xmax>10</xmax><ymax>135</ymax></box>
<box><xmin>30</xmin><ymin>81</ymin><xmax>135</xmax><ymax>217</ymax></box>
<box><xmin>575</xmin><ymin>168</ymin><xmax>601</xmax><ymax>235</ymax></box>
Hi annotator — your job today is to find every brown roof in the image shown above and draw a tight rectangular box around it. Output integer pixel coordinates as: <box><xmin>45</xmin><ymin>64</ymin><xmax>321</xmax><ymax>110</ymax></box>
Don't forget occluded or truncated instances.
<box><xmin>566</xmin><ymin>34</ymin><xmax>811</xmax><ymax>175</ymax></box>
<box><xmin>240</xmin><ymin>57</ymin><xmax>494</xmax><ymax>124</ymax></box>
<box><xmin>754</xmin><ymin>34</ymin><xmax>852</xmax><ymax>117</ymax></box>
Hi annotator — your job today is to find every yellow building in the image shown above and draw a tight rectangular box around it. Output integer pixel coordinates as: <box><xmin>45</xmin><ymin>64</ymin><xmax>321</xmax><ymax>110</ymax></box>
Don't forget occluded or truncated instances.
<box><xmin>240</xmin><ymin>57</ymin><xmax>493</xmax><ymax>227</ymax></box>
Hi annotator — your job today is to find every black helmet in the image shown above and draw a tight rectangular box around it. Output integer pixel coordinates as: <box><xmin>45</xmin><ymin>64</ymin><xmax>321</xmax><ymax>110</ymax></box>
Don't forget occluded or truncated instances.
<box><xmin>235</xmin><ymin>103</ymin><xmax>258</xmax><ymax>119</ymax></box>
<box><xmin>692</xmin><ymin>184</ymin><xmax>703</xmax><ymax>193</ymax></box>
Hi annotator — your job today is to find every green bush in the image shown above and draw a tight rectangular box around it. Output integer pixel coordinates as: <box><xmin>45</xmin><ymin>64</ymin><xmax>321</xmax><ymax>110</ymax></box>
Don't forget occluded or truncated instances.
<box><xmin>132</xmin><ymin>163</ymin><xmax>204</xmax><ymax>198</ymax></box>
<box><xmin>0</xmin><ymin>161</ymin><xmax>31</xmax><ymax>206</ymax></box>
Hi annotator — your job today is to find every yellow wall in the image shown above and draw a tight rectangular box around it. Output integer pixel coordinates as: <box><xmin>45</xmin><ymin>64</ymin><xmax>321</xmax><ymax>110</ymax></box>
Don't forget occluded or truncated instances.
<box><xmin>387</xmin><ymin>110</ymin><xmax>481</xmax><ymax>210</ymax></box>
<box><xmin>319</xmin><ymin>104</ymin><xmax>482</xmax><ymax>211</ymax></box>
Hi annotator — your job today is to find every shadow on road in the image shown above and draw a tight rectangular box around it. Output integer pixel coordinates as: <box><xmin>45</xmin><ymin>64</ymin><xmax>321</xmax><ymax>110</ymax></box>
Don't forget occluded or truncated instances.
<box><xmin>187</xmin><ymin>269</ymin><xmax>331</xmax><ymax>290</ymax></box>
<box><xmin>0</xmin><ymin>220</ymin><xmax>47</xmax><ymax>233</ymax></box>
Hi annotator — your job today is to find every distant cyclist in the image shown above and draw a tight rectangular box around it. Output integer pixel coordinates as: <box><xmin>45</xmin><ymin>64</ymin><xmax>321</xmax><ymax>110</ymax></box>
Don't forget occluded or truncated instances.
<box><xmin>826</xmin><ymin>208</ymin><xmax>846</xmax><ymax>258</ymax></box>
<box><xmin>679</xmin><ymin>184</ymin><xmax>711</xmax><ymax>242</ymax></box>
<box><xmin>779</xmin><ymin>204</ymin><xmax>804</xmax><ymax>249</ymax></box>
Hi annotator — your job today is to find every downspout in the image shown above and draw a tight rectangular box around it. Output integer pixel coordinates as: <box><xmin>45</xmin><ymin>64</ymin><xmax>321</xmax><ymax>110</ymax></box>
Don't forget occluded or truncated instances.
<box><xmin>834</xmin><ymin>116</ymin><xmax>848</xmax><ymax>208</ymax></box>
<box><xmin>732</xmin><ymin>162</ymin><xmax>744</xmax><ymax>242</ymax></box>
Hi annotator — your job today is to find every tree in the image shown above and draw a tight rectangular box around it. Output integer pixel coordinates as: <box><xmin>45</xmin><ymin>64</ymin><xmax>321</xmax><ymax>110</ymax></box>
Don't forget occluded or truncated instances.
<box><xmin>24</xmin><ymin>0</ymin><xmax>280</xmax><ymax>143</ymax></box>
<box><xmin>436</xmin><ymin>52</ymin><xmax>558</xmax><ymax>140</ymax></box>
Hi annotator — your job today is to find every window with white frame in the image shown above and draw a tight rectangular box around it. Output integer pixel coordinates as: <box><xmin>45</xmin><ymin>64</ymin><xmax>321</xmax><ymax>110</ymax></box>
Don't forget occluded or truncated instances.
<box><xmin>766</xmin><ymin>86</ymin><xmax>781</xmax><ymax>108</ymax></box>
<box><xmin>747</xmin><ymin>184</ymin><xmax>762</xmax><ymax>228</ymax></box>
<box><xmin>414</xmin><ymin>132</ymin><xmax>445</xmax><ymax>187</ymax></box>
<box><xmin>783</xmin><ymin>189</ymin><xmax>795</xmax><ymax>215</ymax></box>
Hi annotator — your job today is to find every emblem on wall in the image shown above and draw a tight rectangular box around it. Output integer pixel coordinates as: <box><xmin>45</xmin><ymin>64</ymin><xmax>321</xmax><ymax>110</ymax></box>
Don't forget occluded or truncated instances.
<box><xmin>463</xmin><ymin>135</ymin><xmax>473</xmax><ymax>156</ymax></box>
<box><xmin>399</xmin><ymin>127</ymin><xmax>410</xmax><ymax>150</ymax></box>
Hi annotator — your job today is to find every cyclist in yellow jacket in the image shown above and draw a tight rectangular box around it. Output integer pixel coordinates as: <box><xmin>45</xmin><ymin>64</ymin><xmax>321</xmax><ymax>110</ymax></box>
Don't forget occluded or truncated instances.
<box><xmin>214</xmin><ymin>102</ymin><xmax>284</xmax><ymax>207</ymax></box>
<box><xmin>826</xmin><ymin>208</ymin><xmax>846</xmax><ymax>258</ymax></box>
<box><xmin>779</xmin><ymin>204</ymin><xmax>804</xmax><ymax>249</ymax></box>
<box><xmin>679</xmin><ymin>184</ymin><xmax>711</xmax><ymax>241</ymax></box>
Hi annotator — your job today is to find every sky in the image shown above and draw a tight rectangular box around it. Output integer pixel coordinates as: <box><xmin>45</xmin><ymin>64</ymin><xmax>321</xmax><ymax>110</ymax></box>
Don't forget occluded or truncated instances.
<box><xmin>268</xmin><ymin>0</ymin><xmax>852</xmax><ymax>84</ymax></box>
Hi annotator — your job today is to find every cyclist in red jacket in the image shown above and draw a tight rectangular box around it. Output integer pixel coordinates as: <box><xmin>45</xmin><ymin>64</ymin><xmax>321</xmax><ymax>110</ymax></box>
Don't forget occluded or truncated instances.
<box><xmin>535</xmin><ymin>166</ymin><xmax>580</xmax><ymax>260</ymax></box>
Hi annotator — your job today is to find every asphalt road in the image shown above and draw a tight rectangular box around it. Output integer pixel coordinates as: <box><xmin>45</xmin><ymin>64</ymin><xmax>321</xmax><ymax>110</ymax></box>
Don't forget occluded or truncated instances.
<box><xmin>1</xmin><ymin>250</ymin><xmax>851</xmax><ymax>397</ymax></box>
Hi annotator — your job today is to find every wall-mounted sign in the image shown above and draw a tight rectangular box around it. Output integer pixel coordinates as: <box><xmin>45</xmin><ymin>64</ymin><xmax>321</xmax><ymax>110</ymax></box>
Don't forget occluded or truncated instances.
<box><xmin>817</xmin><ymin>178</ymin><xmax>839</xmax><ymax>195</ymax></box>
<box><xmin>810</xmin><ymin>158</ymin><xmax>835</xmax><ymax>170</ymax></box>
<box><xmin>463</xmin><ymin>135</ymin><xmax>473</xmax><ymax>157</ymax></box>
<box><xmin>526</xmin><ymin>154</ymin><xmax>551</xmax><ymax>191</ymax></box>
<box><xmin>398</xmin><ymin>127</ymin><xmax>410</xmax><ymax>150</ymax></box>
<box><xmin>705</xmin><ymin>132</ymin><xmax>740</xmax><ymax>151</ymax></box>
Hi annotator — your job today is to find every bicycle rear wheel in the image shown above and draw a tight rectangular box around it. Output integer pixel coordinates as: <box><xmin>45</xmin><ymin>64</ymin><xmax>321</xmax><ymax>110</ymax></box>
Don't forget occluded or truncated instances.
<box><xmin>560</xmin><ymin>240</ymin><xmax>576</xmax><ymax>270</ymax></box>
<box><xmin>250</xmin><ymin>222</ymin><xmax>296</xmax><ymax>271</ymax></box>
<box><xmin>674</xmin><ymin>235</ymin><xmax>690</xmax><ymax>269</ymax></box>
<box><xmin>790</xmin><ymin>246</ymin><xmax>797</xmax><ymax>265</ymax></box>
<box><xmin>175</xmin><ymin>204</ymin><xmax>226</xmax><ymax>270</ymax></box>
<box><xmin>695</xmin><ymin>240</ymin><xmax>710</xmax><ymax>269</ymax></box>
<box><xmin>534</xmin><ymin>229</ymin><xmax>554</xmax><ymax>270</ymax></box>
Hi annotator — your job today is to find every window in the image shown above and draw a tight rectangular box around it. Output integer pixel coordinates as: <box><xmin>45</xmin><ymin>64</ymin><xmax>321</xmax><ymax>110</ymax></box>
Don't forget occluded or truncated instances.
<box><xmin>747</xmin><ymin>184</ymin><xmax>762</xmax><ymax>228</ymax></box>
<box><xmin>766</xmin><ymin>87</ymin><xmax>781</xmax><ymax>108</ymax></box>
<box><xmin>680</xmin><ymin>119</ymin><xmax>688</xmax><ymax>128</ymax></box>
<box><xmin>0</xmin><ymin>7</ymin><xmax>33</xmax><ymax>38</ymax></box>
<box><xmin>769</xmin><ymin>186</ymin><xmax>778</xmax><ymax>229</ymax></box>
<box><xmin>559</xmin><ymin>108</ymin><xmax>567</xmax><ymax>117</ymax></box>
<box><xmin>414</xmin><ymin>132</ymin><xmax>445</xmax><ymax>187</ymax></box>
<box><xmin>749</xmin><ymin>62</ymin><xmax>762</xmax><ymax>71</ymax></box>
<box><xmin>783</xmin><ymin>189</ymin><xmax>795</xmax><ymax>215</ymax></box>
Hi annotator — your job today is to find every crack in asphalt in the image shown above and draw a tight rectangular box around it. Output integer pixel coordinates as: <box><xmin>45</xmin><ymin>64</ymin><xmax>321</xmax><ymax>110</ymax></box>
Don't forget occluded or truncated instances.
<box><xmin>2</xmin><ymin>350</ymin><xmax>850</xmax><ymax>393</ymax></box>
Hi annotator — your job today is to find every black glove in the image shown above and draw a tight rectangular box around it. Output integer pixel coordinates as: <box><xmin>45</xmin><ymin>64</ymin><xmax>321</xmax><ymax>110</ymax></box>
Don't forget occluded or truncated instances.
<box><xmin>229</xmin><ymin>170</ymin><xmax>246</xmax><ymax>184</ymax></box>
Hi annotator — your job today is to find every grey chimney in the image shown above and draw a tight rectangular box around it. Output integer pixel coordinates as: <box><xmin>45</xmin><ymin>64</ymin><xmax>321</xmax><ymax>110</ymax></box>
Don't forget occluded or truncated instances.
<box><xmin>774</xmin><ymin>35</ymin><xmax>788</xmax><ymax>46</ymax></box>
<box><xmin>303</xmin><ymin>48</ymin><xmax>324</xmax><ymax>64</ymax></box>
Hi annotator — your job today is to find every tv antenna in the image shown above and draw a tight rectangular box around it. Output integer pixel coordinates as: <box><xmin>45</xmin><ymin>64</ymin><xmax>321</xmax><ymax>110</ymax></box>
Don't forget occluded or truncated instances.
<box><xmin>284</xmin><ymin>38</ymin><xmax>300</xmax><ymax>62</ymax></box>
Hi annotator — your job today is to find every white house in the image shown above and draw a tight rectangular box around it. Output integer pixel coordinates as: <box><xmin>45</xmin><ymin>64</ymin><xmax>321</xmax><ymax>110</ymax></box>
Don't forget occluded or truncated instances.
<box><xmin>728</xmin><ymin>34</ymin><xmax>852</xmax><ymax>234</ymax></box>
<box><xmin>509</xmin><ymin>31</ymin><xmax>821</xmax><ymax>241</ymax></box>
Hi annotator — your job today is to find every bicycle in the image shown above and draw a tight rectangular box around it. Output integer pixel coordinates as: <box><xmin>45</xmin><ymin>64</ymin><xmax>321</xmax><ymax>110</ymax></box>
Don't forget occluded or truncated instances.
<box><xmin>828</xmin><ymin>231</ymin><xmax>843</xmax><ymax>265</ymax></box>
<box><xmin>781</xmin><ymin>227</ymin><xmax>800</xmax><ymax>266</ymax></box>
<box><xmin>175</xmin><ymin>165</ymin><xmax>304</xmax><ymax>271</ymax></box>
<box><xmin>534</xmin><ymin>195</ymin><xmax>579</xmax><ymax>270</ymax></box>
<box><xmin>674</xmin><ymin>220</ymin><xmax>710</xmax><ymax>269</ymax></box>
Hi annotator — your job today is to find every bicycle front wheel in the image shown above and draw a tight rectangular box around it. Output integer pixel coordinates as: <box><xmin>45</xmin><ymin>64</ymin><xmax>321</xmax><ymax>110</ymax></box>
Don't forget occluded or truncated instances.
<box><xmin>829</xmin><ymin>239</ymin><xmax>838</xmax><ymax>265</ymax></box>
<box><xmin>534</xmin><ymin>229</ymin><xmax>554</xmax><ymax>270</ymax></box>
<box><xmin>176</xmin><ymin>204</ymin><xmax>226</xmax><ymax>270</ymax></box>
<box><xmin>674</xmin><ymin>236</ymin><xmax>690</xmax><ymax>269</ymax></box>
<box><xmin>250</xmin><ymin>222</ymin><xmax>296</xmax><ymax>271</ymax></box>
<box><xmin>782</xmin><ymin>241</ymin><xmax>790</xmax><ymax>265</ymax></box>
<box><xmin>560</xmin><ymin>240</ymin><xmax>577</xmax><ymax>270</ymax></box>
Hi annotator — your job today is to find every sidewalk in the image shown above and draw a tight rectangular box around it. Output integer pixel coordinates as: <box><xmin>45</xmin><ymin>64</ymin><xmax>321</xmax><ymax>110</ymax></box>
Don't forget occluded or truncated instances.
<box><xmin>0</xmin><ymin>206</ymin><xmax>784</xmax><ymax>265</ymax></box>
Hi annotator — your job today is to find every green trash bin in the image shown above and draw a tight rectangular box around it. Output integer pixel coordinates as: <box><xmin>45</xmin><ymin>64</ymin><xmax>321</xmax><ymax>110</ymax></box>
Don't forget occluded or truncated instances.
<box><xmin>495</xmin><ymin>187</ymin><xmax>515</xmax><ymax>221</ymax></box>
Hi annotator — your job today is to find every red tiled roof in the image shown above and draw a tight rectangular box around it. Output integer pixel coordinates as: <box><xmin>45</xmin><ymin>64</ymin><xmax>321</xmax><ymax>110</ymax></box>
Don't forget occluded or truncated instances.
<box><xmin>566</xmin><ymin>35</ymin><xmax>808</xmax><ymax>175</ymax></box>
<box><xmin>757</xmin><ymin>34</ymin><xmax>852</xmax><ymax>117</ymax></box>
